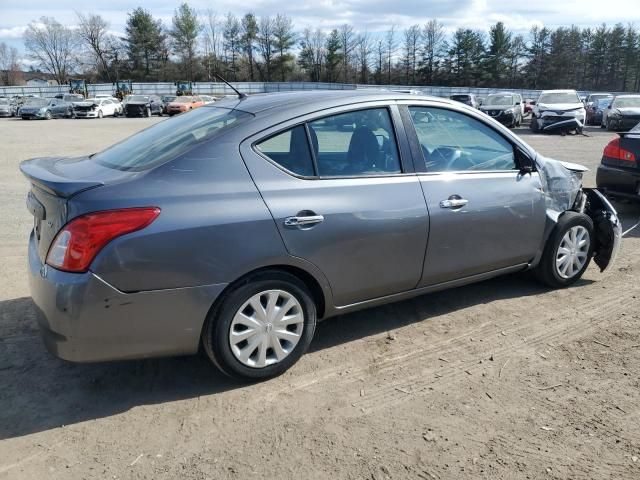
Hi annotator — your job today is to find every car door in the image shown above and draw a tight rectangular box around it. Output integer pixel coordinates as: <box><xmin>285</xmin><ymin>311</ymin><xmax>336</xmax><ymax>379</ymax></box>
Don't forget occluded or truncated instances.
<box><xmin>240</xmin><ymin>104</ymin><xmax>429</xmax><ymax>306</ymax></box>
<box><xmin>403</xmin><ymin>103</ymin><xmax>547</xmax><ymax>286</ymax></box>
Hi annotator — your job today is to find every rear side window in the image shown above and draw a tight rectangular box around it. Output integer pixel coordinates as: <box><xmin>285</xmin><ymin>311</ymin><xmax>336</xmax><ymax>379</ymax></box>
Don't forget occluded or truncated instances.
<box><xmin>92</xmin><ymin>107</ymin><xmax>251</xmax><ymax>171</ymax></box>
<box><xmin>409</xmin><ymin>106</ymin><xmax>516</xmax><ymax>172</ymax></box>
<box><xmin>256</xmin><ymin>125</ymin><xmax>315</xmax><ymax>176</ymax></box>
<box><xmin>308</xmin><ymin>108</ymin><xmax>401</xmax><ymax>177</ymax></box>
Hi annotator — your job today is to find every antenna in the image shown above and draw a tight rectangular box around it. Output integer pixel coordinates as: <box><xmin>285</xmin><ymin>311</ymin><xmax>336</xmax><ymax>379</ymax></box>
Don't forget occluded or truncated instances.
<box><xmin>213</xmin><ymin>73</ymin><xmax>247</xmax><ymax>99</ymax></box>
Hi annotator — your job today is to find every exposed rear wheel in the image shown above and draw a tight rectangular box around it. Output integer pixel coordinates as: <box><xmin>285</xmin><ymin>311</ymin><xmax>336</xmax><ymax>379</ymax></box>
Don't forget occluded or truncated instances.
<box><xmin>534</xmin><ymin>212</ymin><xmax>594</xmax><ymax>288</ymax></box>
<box><xmin>202</xmin><ymin>271</ymin><xmax>317</xmax><ymax>380</ymax></box>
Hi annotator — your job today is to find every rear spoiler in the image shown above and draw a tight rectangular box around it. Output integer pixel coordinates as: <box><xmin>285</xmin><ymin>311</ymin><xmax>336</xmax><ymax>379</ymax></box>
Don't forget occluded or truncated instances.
<box><xmin>20</xmin><ymin>157</ymin><xmax>103</xmax><ymax>198</ymax></box>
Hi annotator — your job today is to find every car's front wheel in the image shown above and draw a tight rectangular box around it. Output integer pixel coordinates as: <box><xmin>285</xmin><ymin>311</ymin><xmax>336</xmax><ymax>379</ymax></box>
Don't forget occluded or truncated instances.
<box><xmin>534</xmin><ymin>212</ymin><xmax>594</xmax><ymax>288</ymax></box>
<box><xmin>202</xmin><ymin>271</ymin><xmax>317</xmax><ymax>380</ymax></box>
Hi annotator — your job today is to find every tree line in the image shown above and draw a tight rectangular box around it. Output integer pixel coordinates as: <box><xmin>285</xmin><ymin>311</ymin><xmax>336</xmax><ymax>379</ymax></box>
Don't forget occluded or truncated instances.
<box><xmin>2</xmin><ymin>3</ymin><xmax>640</xmax><ymax>92</ymax></box>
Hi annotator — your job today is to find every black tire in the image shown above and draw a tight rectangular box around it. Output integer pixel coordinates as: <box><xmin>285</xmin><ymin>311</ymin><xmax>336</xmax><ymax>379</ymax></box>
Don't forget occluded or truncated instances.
<box><xmin>145</xmin><ymin>107</ymin><xmax>151</xmax><ymax>117</ymax></box>
<box><xmin>606</xmin><ymin>119</ymin><xmax>614</xmax><ymax>131</ymax></box>
<box><xmin>202</xmin><ymin>270</ymin><xmax>317</xmax><ymax>380</ymax></box>
<box><xmin>97</xmin><ymin>110</ymin><xmax>103</xmax><ymax>119</ymax></box>
<box><xmin>533</xmin><ymin>212</ymin><xmax>594</xmax><ymax>288</ymax></box>
<box><xmin>44</xmin><ymin>110</ymin><xmax>52</xmax><ymax>120</ymax></box>
<box><xmin>530</xmin><ymin>115</ymin><xmax>539</xmax><ymax>132</ymax></box>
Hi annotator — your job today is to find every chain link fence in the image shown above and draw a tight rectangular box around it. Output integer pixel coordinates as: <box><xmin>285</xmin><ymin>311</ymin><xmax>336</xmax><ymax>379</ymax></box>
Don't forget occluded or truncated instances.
<box><xmin>0</xmin><ymin>81</ymin><xmax>631</xmax><ymax>100</ymax></box>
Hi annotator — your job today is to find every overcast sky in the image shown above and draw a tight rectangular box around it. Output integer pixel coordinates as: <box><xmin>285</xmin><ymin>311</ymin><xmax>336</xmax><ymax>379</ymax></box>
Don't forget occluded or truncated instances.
<box><xmin>1</xmin><ymin>0</ymin><xmax>640</xmax><ymax>56</ymax></box>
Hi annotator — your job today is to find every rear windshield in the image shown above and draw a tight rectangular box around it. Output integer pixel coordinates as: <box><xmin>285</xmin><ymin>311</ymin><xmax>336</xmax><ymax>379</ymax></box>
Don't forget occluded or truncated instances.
<box><xmin>92</xmin><ymin>107</ymin><xmax>252</xmax><ymax>171</ymax></box>
<box><xmin>538</xmin><ymin>92</ymin><xmax>580</xmax><ymax>104</ymax></box>
<box><xmin>613</xmin><ymin>97</ymin><xmax>640</xmax><ymax>108</ymax></box>
<box><xmin>485</xmin><ymin>94</ymin><xmax>515</xmax><ymax>106</ymax></box>
<box><xmin>129</xmin><ymin>95</ymin><xmax>149</xmax><ymax>102</ymax></box>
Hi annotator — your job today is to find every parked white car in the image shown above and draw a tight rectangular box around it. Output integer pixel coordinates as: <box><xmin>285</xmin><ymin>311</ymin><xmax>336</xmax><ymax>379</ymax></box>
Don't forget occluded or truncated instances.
<box><xmin>73</xmin><ymin>98</ymin><xmax>120</xmax><ymax>118</ymax></box>
<box><xmin>531</xmin><ymin>90</ymin><xmax>586</xmax><ymax>134</ymax></box>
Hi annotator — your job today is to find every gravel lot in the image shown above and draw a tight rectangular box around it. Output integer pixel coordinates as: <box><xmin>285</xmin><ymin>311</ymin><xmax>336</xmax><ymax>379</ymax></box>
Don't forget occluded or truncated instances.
<box><xmin>1</xmin><ymin>116</ymin><xmax>639</xmax><ymax>480</ymax></box>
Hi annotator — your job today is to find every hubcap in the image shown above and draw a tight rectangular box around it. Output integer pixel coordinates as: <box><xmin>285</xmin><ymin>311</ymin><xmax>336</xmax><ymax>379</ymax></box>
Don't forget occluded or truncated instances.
<box><xmin>555</xmin><ymin>226</ymin><xmax>590</xmax><ymax>279</ymax></box>
<box><xmin>229</xmin><ymin>290</ymin><xmax>304</xmax><ymax>368</ymax></box>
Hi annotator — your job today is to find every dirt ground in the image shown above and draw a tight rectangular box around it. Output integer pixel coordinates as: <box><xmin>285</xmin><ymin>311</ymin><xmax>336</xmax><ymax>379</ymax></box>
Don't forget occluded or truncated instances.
<box><xmin>1</xmin><ymin>115</ymin><xmax>639</xmax><ymax>480</ymax></box>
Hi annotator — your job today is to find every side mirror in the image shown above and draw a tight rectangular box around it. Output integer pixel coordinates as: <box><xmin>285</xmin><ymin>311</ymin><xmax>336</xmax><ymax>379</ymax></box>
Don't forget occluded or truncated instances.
<box><xmin>517</xmin><ymin>149</ymin><xmax>534</xmax><ymax>175</ymax></box>
<box><xmin>608</xmin><ymin>105</ymin><xmax>612</xmax><ymax>109</ymax></box>
<box><xmin>515</xmin><ymin>101</ymin><xmax>521</xmax><ymax>105</ymax></box>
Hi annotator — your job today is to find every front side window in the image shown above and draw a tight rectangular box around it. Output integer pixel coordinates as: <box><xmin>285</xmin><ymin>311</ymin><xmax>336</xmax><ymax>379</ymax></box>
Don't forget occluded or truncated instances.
<box><xmin>256</xmin><ymin>125</ymin><xmax>315</xmax><ymax>177</ymax></box>
<box><xmin>307</xmin><ymin>108</ymin><xmax>401</xmax><ymax>177</ymax></box>
<box><xmin>409</xmin><ymin>106</ymin><xmax>516</xmax><ymax>172</ymax></box>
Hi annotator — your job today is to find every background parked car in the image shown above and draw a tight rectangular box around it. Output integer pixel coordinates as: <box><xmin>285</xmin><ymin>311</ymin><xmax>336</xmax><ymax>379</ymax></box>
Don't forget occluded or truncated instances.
<box><xmin>74</xmin><ymin>98</ymin><xmax>119</xmax><ymax>118</ymax></box>
<box><xmin>165</xmin><ymin>95</ymin><xmax>205</xmax><ymax>115</ymax></box>
<box><xmin>161</xmin><ymin>95</ymin><xmax>177</xmax><ymax>114</ymax></box>
<box><xmin>602</xmin><ymin>95</ymin><xmax>640</xmax><ymax>131</ymax></box>
<box><xmin>587</xmin><ymin>97</ymin><xmax>612</xmax><ymax>126</ymax></box>
<box><xmin>200</xmin><ymin>95</ymin><xmax>217</xmax><ymax>104</ymax></box>
<box><xmin>479</xmin><ymin>92</ymin><xmax>523</xmax><ymax>128</ymax></box>
<box><xmin>124</xmin><ymin>94</ymin><xmax>163</xmax><ymax>117</ymax></box>
<box><xmin>49</xmin><ymin>99</ymin><xmax>76</xmax><ymax>118</ymax></box>
<box><xmin>19</xmin><ymin>98</ymin><xmax>55</xmax><ymax>120</ymax></box>
<box><xmin>94</xmin><ymin>94</ymin><xmax>124</xmax><ymax>115</ymax></box>
<box><xmin>449</xmin><ymin>93</ymin><xmax>479</xmax><ymax>108</ymax></box>
<box><xmin>585</xmin><ymin>92</ymin><xmax>612</xmax><ymax>107</ymax></box>
<box><xmin>0</xmin><ymin>97</ymin><xmax>15</xmax><ymax>117</ymax></box>
<box><xmin>596</xmin><ymin>122</ymin><xmax>640</xmax><ymax>200</ymax></box>
<box><xmin>530</xmin><ymin>89</ymin><xmax>586</xmax><ymax>133</ymax></box>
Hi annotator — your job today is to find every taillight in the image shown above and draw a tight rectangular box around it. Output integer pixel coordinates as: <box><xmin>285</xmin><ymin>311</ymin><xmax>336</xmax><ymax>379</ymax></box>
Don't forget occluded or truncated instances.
<box><xmin>46</xmin><ymin>207</ymin><xmax>160</xmax><ymax>272</ymax></box>
<box><xmin>603</xmin><ymin>137</ymin><xmax>636</xmax><ymax>162</ymax></box>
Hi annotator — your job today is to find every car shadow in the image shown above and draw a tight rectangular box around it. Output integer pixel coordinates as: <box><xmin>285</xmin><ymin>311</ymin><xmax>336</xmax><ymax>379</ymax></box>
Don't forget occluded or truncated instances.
<box><xmin>0</xmin><ymin>273</ymin><xmax>593</xmax><ymax>440</ymax></box>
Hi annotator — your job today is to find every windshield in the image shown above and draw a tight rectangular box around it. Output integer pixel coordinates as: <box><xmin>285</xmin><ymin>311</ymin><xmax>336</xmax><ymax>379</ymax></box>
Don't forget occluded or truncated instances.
<box><xmin>174</xmin><ymin>96</ymin><xmax>193</xmax><ymax>103</ymax></box>
<box><xmin>24</xmin><ymin>98</ymin><xmax>48</xmax><ymax>107</ymax></box>
<box><xmin>163</xmin><ymin>96</ymin><xmax>176</xmax><ymax>102</ymax></box>
<box><xmin>0</xmin><ymin>98</ymin><xmax>8</xmax><ymax>105</ymax></box>
<box><xmin>613</xmin><ymin>97</ymin><xmax>640</xmax><ymax>108</ymax></box>
<box><xmin>538</xmin><ymin>92</ymin><xmax>580</xmax><ymax>104</ymax></box>
<box><xmin>129</xmin><ymin>95</ymin><xmax>149</xmax><ymax>102</ymax></box>
<box><xmin>92</xmin><ymin>107</ymin><xmax>252</xmax><ymax>171</ymax></box>
<box><xmin>485</xmin><ymin>94</ymin><xmax>515</xmax><ymax>106</ymax></box>
<box><xmin>589</xmin><ymin>94</ymin><xmax>611</xmax><ymax>102</ymax></box>
<box><xmin>596</xmin><ymin>98</ymin><xmax>612</xmax><ymax>109</ymax></box>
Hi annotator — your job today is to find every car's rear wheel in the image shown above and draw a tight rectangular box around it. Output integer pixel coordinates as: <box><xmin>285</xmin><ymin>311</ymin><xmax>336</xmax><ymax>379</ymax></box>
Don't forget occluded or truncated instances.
<box><xmin>97</xmin><ymin>110</ymin><xmax>103</xmax><ymax>119</ymax></box>
<box><xmin>202</xmin><ymin>271</ymin><xmax>317</xmax><ymax>380</ymax></box>
<box><xmin>534</xmin><ymin>212</ymin><xmax>594</xmax><ymax>288</ymax></box>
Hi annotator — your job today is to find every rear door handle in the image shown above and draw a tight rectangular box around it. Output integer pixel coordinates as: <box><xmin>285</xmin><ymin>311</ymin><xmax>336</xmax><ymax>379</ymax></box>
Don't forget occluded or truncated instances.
<box><xmin>284</xmin><ymin>215</ymin><xmax>325</xmax><ymax>227</ymax></box>
<box><xmin>439</xmin><ymin>196</ymin><xmax>468</xmax><ymax>209</ymax></box>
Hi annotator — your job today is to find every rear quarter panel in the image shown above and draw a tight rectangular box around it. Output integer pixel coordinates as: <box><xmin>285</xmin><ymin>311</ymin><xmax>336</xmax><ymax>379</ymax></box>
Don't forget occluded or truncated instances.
<box><xmin>70</xmin><ymin>139</ymin><xmax>292</xmax><ymax>292</ymax></box>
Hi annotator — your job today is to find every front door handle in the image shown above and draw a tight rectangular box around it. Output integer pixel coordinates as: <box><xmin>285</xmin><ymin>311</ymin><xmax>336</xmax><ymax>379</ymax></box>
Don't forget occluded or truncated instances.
<box><xmin>284</xmin><ymin>214</ymin><xmax>325</xmax><ymax>227</ymax></box>
<box><xmin>439</xmin><ymin>196</ymin><xmax>468</xmax><ymax>209</ymax></box>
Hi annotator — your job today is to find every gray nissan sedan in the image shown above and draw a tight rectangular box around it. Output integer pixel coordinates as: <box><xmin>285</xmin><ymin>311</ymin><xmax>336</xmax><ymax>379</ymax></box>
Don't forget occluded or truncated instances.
<box><xmin>21</xmin><ymin>91</ymin><xmax>622</xmax><ymax>380</ymax></box>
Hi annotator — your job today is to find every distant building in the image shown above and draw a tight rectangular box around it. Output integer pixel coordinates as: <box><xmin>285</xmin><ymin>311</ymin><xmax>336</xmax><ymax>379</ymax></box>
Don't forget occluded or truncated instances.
<box><xmin>26</xmin><ymin>77</ymin><xmax>58</xmax><ymax>87</ymax></box>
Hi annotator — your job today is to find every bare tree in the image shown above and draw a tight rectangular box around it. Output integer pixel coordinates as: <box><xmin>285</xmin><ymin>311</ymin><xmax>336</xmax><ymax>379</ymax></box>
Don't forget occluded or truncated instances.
<box><xmin>223</xmin><ymin>13</ymin><xmax>241</xmax><ymax>80</ymax></box>
<box><xmin>403</xmin><ymin>25</ymin><xmax>420</xmax><ymax>84</ymax></box>
<box><xmin>257</xmin><ymin>16</ymin><xmax>275</xmax><ymax>81</ymax></box>
<box><xmin>354</xmin><ymin>32</ymin><xmax>372</xmax><ymax>84</ymax></box>
<box><xmin>339</xmin><ymin>24</ymin><xmax>355</xmax><ymax>83</ymax></box>
<box><xmin>421</xmin><ymin>19</ymin><xmax>446</xmax><ymax>84</ymax></box>
<box><xmin>385</xmin><ymin>25</ymin><xmax>397</xmax><ymax>84</ymax></box>
<box><xmin>202</xmin><ymin>10</ymin><xmax>223</xmax><ymax>80</ymax></box>
<box><xmin>76</xmin><ymin>12</ymin><xmax>113</xmax><ymax>81</ymax></box>
<box><xmin>0</xmin><ymin>42</ymin><xmax>21</xmax><ymax>85</ymax></box>
<box><xmin>24</xmin><ymin>17</ymin><xmax>78</xmax><ymax>84</ymax></box>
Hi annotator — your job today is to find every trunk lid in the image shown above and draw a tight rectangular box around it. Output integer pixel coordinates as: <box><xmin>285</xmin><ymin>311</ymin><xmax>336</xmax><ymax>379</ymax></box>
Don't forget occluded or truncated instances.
<box><xmin>20</xmin><ymin>156</ymin><xmax>136</xmax><ymax>262</ymax></box>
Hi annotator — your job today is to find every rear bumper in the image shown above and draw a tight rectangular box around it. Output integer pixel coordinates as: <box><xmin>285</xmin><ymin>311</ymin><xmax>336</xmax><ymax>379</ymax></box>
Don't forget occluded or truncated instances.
<box><xmin>28</xmin><ymin>232</ymin><xmax>227</xmax><ymax>362</ymax></box>
<box><xmin>596</xmin><ymin>164</ymin><xmax>640</xmax><ymax>199</ymax></box>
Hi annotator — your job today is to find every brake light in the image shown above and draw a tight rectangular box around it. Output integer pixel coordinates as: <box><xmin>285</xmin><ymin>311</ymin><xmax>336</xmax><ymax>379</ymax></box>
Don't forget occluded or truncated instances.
<box><xmin>46</xmin><ymin>207</ymin><xmax>160</xmax><ymax>272</ymax></box>
<box><xmin>603</xmin><ymin>137</ymin><xmax>636</xmax><ymax>162</ymax></box>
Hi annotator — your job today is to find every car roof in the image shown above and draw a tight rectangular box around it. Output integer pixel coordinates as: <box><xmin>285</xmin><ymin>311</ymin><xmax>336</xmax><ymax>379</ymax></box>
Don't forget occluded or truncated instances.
<box><xmin>213</xmin><ymin>90</ymin><xmax>451</xmax><ymax>116</ymax></box>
